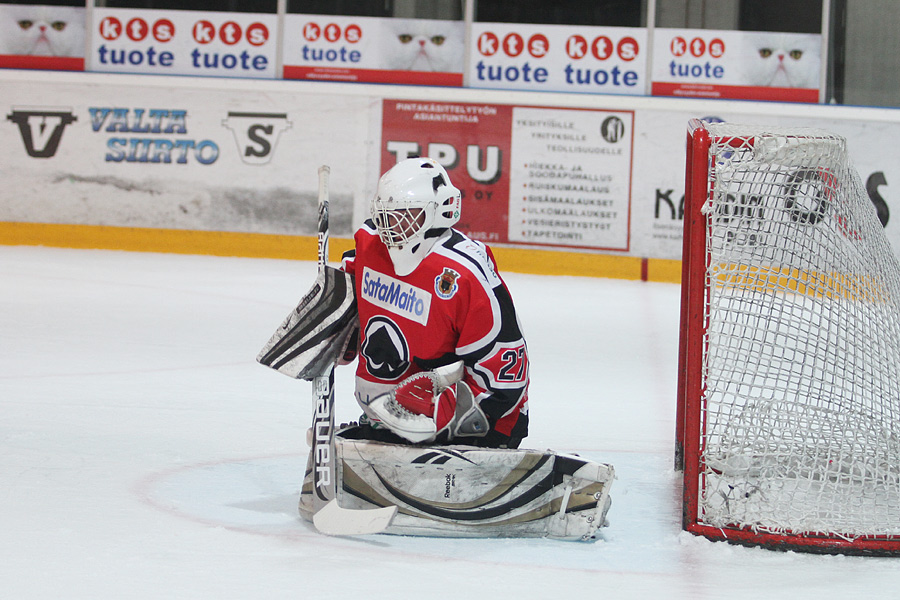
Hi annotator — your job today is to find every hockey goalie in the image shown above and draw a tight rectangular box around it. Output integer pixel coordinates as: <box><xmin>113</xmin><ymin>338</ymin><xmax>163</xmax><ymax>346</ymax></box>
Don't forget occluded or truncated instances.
<box><xmin>258</xmin><ymin>158</ymin><xmax>614</xmax><ymax>540</ymax></box>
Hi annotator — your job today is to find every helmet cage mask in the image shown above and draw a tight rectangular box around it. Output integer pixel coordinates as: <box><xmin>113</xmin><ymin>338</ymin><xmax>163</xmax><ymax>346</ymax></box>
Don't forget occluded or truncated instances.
<box><xmin>371</xmin><ymin>158</ymin><xmax>461</xmax><ymax>275</ymax></box>
<box><xmin>371</xmin><ymin>203</ymin><xmax>431</xmax><ymax>249</ymax></box>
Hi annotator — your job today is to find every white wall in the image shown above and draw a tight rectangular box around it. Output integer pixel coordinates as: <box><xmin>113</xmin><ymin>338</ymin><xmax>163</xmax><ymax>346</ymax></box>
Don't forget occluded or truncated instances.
<box><xmin>3</xmin><ymin>68</ymin><xmax>899</xmax><ymax>261</ymax></box>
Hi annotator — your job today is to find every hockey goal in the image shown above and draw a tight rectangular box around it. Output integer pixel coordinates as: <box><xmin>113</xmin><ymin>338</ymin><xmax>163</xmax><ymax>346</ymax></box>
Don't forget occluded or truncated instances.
<box><xmin>677</xmin><ymin>119</ymin><xmax>900</xmax><ymax>555</ymax></box>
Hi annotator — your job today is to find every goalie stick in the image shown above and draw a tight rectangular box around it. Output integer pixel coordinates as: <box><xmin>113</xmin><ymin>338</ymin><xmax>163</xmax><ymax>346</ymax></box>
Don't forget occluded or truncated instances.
<box><xmin>309</xmin><ymin>165</ymin><xmax>397</xmax><ymax>536</ymax></box>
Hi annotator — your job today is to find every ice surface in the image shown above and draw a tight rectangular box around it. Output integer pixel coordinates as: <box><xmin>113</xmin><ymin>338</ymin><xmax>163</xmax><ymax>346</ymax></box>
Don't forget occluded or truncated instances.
<box><xmin>3</xmin><ymin>246</ymin><xmax>900</xmax><ymax>599</ymax></box>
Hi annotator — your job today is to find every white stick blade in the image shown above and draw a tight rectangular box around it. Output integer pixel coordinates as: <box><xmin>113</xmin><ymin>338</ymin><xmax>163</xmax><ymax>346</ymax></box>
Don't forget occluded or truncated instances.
<box><xmin>312</xmin><ymin>499</ymin><xmax>398</xmax><ymax>536</ymax></box>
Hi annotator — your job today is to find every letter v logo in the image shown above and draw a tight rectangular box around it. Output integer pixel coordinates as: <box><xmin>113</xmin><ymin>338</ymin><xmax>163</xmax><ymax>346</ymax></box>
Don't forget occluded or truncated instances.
<box><xmin>7</xmin><ymin>109</ymin><xmax>77</xmax><ymax>158</ymax></box>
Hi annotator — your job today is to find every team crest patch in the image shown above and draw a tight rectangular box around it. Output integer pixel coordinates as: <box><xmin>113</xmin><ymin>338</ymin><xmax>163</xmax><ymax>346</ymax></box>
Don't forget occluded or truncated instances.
<box><xmin>435</xmin><ymin>268</ymin><xmax>460</xmax><ymax>299</ymax></box>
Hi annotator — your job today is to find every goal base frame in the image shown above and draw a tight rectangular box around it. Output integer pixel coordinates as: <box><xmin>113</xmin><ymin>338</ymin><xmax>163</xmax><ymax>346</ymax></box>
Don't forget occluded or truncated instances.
<box><xmin>687</xmin><ymin>523</ymin><xmax>900</xmax><ymax>557</ymax></box>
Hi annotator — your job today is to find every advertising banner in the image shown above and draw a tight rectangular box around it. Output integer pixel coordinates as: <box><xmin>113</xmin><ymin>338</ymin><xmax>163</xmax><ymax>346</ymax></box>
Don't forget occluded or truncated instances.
<box><xmin>0</xmin><ymin>76</ymin><xmax>371</xmax><ymax>237</ymax></box>
<box><xmin>630</xmin><ymin>111</ymin><xmax>900</xmax><ymax>263</ymax></box>
<box><xmin>381</xmin><ymin>100</ymin><xmax>512</xmax><ymax>244</ymax></box>
<box><xmin>651</xmin><ymin>28</ymin><xmax>821</xmax><ymax>103</ymax></box>
<box><xmin>381</xmin><ymin>99</ymin><xmax>633</xmax><ymax>251</ymax></box>
<box><xmin>468</xmin><ymin>22</ymin><xmax>646</xmax><ymax>95</ymax></box>
<box><xmin>283</xmin><ymin>15</ymin><xmax>464</xmax><ymax>86</ymax></box>
<box><xmin>90</xmin><ymin>8</ymin><xmax>277</xmax><ymax>79</ymax></box>
<box><xmin>0</xmin><ymin>3</ymin><xmax>85</xmax><ymax>71</ymax></box>
<box><xmin>508</xmin><ymin>108</ymin><xmax>632</xmax><ymax>250</ymax></box>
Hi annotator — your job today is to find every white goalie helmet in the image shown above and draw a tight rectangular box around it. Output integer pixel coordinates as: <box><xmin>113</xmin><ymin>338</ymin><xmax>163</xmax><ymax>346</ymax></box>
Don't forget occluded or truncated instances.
<box><xmin>371</xmin><ymin>157</ymin><xmax>461</xmax><ymax>276</ymax></box>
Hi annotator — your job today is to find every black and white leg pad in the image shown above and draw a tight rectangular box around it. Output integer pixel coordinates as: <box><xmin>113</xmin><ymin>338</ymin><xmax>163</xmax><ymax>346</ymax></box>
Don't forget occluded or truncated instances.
<box><xmin>299</xmin><ymin>435</ymin><xmax>615</xmax><ymax>541</ymax></box>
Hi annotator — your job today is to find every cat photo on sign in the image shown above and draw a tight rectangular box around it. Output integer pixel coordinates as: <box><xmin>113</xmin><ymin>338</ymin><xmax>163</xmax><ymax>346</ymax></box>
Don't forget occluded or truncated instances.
<box><xmin>741</xmin><ymin>32</ymin><xmax>820</xmax><ymax>88</ymax></box>
<box><xmin>0</xmin><ymin>4</ymin><xmax>85</xmax><ymax>57</ymax></box>
<box><xmin>380</xmin><ymin>18</ymin><xmax>464</xmax><ymax>72</ymax></box>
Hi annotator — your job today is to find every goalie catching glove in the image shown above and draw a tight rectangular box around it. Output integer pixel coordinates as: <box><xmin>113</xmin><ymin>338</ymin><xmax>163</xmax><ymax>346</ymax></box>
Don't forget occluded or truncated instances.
<box><xmin>368</xmin><ymin>360</ymin><xmax>489</xmax><ymax>443</ymax></box>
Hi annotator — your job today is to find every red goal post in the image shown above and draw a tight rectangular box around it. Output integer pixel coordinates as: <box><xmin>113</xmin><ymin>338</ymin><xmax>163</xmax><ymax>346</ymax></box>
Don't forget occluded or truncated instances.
<box><xmin>677</xmin><ymin>119</ymin><xmax>900</xmax><ymax>555</ymax></box>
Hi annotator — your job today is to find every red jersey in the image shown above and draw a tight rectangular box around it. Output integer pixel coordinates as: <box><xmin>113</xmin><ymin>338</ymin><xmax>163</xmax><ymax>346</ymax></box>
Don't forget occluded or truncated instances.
<box><xmin>342</xmin><ymin>221</ymin><xmax>529</xmax><ymax>439</ymax></box>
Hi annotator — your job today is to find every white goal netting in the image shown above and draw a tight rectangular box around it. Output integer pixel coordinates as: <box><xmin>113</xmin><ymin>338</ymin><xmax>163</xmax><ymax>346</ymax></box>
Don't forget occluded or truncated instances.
<box><xmin>696</xmin><ymin>123</ymin><xmax>900</xmax><ymax>541</ymax></box>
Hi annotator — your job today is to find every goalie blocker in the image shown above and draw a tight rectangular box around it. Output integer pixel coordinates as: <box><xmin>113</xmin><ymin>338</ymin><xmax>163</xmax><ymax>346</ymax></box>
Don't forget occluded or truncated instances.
<box><xmin>257</xmin><ymin>266</ymin><xmax>358</xmax><ymax>381</ymax></box>
<box><xmin>299</xmin><ymin>426</ymin><xmax>614</xmax><ymax>541</ymax></box>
